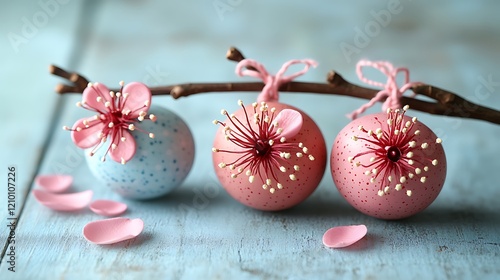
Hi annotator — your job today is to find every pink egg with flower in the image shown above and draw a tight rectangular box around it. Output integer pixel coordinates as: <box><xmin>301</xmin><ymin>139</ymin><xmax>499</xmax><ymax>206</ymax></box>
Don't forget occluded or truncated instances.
<box><xmin>331</xmin><ymin>107</ymin><xmax>446</xmax><ymax>219</ymax></box>
<box><xmin>212</xmin><ymin>101</ymin><xmax>326</xmax><ymax>211</ymax></box>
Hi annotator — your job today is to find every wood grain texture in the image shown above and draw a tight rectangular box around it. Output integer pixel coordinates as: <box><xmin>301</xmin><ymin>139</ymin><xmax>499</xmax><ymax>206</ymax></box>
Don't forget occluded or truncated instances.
<box><xmin>2</xmin><ymin>1</ymin><xmax>500</xmax><ymax>279</ymax></box>
<box><xmin>0</xmin><ymin>0</ymin><xmax>83</xmax><ymax>246</ymax></box>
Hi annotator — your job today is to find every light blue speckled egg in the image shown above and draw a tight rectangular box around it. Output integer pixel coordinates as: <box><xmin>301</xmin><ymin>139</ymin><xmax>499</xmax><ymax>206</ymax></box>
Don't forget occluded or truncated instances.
<box><xmin>85</xmin><ymin>105</ymin><xmax>195</xmax><ymax>199</ymax></box>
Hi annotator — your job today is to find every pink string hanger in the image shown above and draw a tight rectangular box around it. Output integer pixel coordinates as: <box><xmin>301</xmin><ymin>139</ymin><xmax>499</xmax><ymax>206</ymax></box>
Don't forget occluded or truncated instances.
<box><xmin>235</xmin><ymin>58</ymin><xmax>318</xmax><ymax>103</ymax></box>
<box><xmin>348</xmin><ymin>60</ymin><xmax>422</xmax><ymax>119</ymax></box>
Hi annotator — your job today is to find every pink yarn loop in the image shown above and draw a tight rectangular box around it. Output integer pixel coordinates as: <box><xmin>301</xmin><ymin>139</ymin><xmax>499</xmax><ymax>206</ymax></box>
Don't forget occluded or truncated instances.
<box><xmin>348</xmin><ymin>60</ymin><xmax>421</xmax><ymax>119</ymax></box>
<box><xmin>236</xmin><ymin>58</ymin><xmax>318</xmax><ymax>102</ymax></box>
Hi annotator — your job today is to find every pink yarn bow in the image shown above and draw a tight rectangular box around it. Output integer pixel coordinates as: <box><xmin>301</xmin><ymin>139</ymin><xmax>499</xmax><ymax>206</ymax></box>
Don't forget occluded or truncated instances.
<box><xmin>348</xmin><ymin>60</ymin><xmax>421</xmax><ymax>119</ymax></box>
<box><xmin>236</xmin><ymin>58</ymin><xmax>318</xmax><ymax>103</ymax></box>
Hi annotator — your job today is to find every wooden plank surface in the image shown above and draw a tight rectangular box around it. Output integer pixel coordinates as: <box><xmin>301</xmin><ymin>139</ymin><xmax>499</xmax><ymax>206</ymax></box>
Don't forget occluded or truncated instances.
<box><xmin>2</xmin><ymin>1</ymin><xmax>500</xmax><ymax>279</ymax></box>
<box><xmin>0</xmin><ymin>0</ymin><xmax>84</xmax><ymax>245</ymax></box>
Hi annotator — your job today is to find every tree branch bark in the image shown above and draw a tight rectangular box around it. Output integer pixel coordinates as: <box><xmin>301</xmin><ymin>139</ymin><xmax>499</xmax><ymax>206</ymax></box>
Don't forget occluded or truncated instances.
<box><xmin>49</xmin><ymin>47</ymin><xmax>500</xmax><ymax>125</ymax></box>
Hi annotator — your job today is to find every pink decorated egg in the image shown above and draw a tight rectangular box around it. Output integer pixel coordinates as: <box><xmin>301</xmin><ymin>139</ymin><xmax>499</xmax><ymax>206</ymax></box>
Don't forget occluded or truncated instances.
<box><xmin>212</xmin><ymin>101</ymin><xmax>327</xmax><ymax>211</ymax></box>
<box><xmin>330</xmin><ymin>107</ymin><xmax>446</xmax><ymax>219</ymax></box>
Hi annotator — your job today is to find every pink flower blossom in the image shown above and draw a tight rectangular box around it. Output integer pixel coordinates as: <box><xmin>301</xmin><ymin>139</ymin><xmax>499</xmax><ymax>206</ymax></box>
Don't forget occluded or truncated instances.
<box><xmin>64</xmin><ymin>81</ymin><xmax>156</xmax><ymax>164</ymax></box>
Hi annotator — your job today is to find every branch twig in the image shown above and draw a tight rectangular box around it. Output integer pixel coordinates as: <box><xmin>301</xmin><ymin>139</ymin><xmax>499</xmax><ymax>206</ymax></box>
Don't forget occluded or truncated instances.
<box><xmin>49</xmin><ymin>47</ymin><xmax>500</xmax><ymax>125</ymax></box>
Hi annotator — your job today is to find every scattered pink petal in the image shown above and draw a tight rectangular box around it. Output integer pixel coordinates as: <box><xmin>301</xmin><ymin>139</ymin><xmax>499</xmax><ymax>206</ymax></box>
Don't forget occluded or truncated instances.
<box><xmin>71</xmin><ymin>118</ymin><xmax>105</xmax><ymax>149</ymax></box>
<box><xmin>108</xmin><ymin>130</ymin><xmax>136</xmax><ymax>163</ymax></box>
<box><xmin>274</xmin><ymin>109</ymin><xmax>303</xmax><ymax>139</ymax></box>
<box><xmin>121</xmin><ymin>82</ymin><xmax>152</xmax><ymax>118</ymax></box>
<box><xmin>35</xmin><ymin>174</ymin><xmax>73</xmax><ymax>193</ymax></box>
<box><xmin>322</xmin><ymin>225</ymin><xmax>368</xmax><ymax>248</ymax></box>
<box><xmin>32</xmin><ymin>189</ymin><xmax>93</xmax><ymax>211</ymax></box>
<box><xmin>89</xmin><ymin>200</ymin><xmax>127</xmax><ymax>216</ymax></box>
<box><xmin>83</xmin><ymin>217</ymin><xmax>144</xmax><ymax>245</ymax></box>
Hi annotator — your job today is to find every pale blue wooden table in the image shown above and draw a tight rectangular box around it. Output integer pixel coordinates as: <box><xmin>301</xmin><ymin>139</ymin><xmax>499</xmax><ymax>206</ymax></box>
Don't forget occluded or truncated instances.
<box><xmin>1</xmin><ymin>1</ymin><xmax>500</xmax><ymax>279</ymax></box>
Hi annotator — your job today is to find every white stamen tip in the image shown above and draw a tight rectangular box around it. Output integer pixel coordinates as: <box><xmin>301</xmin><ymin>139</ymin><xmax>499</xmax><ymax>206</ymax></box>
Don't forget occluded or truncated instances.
<box><xmin>279</xmin><ymin>166</ymin><xmax>286</xmax><ymax>172</ymax></box>
<box><xmin>289</xmin><ymin>174</ymin><xmax>297</xmax><ymax>181</ymax></box>
<box><xmin>415</xmin><ymin>168</ymin><xmax>422</xmax><ymax>175</ymax></box>
<box><xmin>308</xmin><ymin>155</ymin><xmax>315</xmax><ymax>161</ymax></box>
<box><xmin>420</xmin><ymin>177</ymin><xmax>427</xmax><ymax>183</ymax></box>
<box><xmin>432</xmin><ymin>159</ymin><xmax>438</xmax><ymax>166</ymax></box>
<box><xmin>395</xmin><ymin>184</ymin><xmax>402</xmax><ymax>191</ymax></box>
<box><xmin>436</xmin><ymin>138</ymin><xmax>442</xmax><ymax>144</ymax></box>
<box><xmin>406</xmin><ymin>190</ymin><xmax>412</xmax><ymax>197</ymax></box>
<box><xmin>218</xmin><ymin>162</ymin><xmax>226</xmax><ymax>168</ymax></box>
<box><xmin>277</xmin><ymin>183</ymin><xmax>283</xmax><ymax>189</ymax></box>
<box><xmin>400</xmin><ymin>176</ymin><xmax>407</xmax><ymax>183</ymax></box>
<box><xmin>406</xmin><ymin>152</ymin><xmax>413</xmax><ymax>158</ymax></box>
<box><xmin>269</xmin><ymin>188</ymin><xmax>276</xmax><ymax>194</ymax></box>
<box><xmin>403</xmin><ymin>105</ymin><xmax>409</xmax><ymax>111</ymax></box>
<box><xmin>149</xmin><ymin>133</ymin><xmax>155</xmax><ymax>138</ymax></box>
<box><xmin>119</xmin><ymin>81</ymin><xmax>124</xmax><ymax>86</ymax></box>
<box><xmin>294</xmin><ymin>165</ymin><xmax>300</xmax><ymax>171</ymax></box>
<box><xmin>249</xmin><ymin>176</ymin><xmax>255</xmax><ymax>183</ymax></box>
<box><xmin>377</xmin><ymin>190</ymin><xmax>384</xmax><ymax>196</ymax></box>
<box><xmin>351</xmin><ymin>136</ymin><xmax>358</xmax><ymax>141</ymax></box>
<box><xmin>128</xmin><ymin>124</ymin><xmax>135</xmax><ymax>131</ymax></box>
<box><xmin>421</xmin><ymin>143</ymin><xmax>429</xmax><ymax>149</ymax></box>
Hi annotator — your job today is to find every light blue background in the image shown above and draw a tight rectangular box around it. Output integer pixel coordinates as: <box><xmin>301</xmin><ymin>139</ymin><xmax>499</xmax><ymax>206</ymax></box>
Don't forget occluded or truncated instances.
<box><xmin>1</xmin><ymin>1</ymin><xmax>499</xmax><ymax>279</ymax></box>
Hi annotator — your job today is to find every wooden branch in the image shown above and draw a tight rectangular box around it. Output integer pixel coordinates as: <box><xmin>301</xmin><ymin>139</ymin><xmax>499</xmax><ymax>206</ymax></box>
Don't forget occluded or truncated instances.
<box><xmin>49</xmin><ymin>47</ymin><xmax>500</xmax><ymax>125</ymax></box>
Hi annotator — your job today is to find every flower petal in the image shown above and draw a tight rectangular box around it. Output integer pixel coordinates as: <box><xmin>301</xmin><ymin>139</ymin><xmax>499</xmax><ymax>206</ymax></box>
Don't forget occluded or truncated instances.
<box><xmin>121</xmin><ymin>82</ymin><xmax>152</xmax><ymax>118</ymax></box>
<box><xmin>109</xmin><ymin>130</ymin><xmax>136</xmax><ymax>163</ymax></box>
<box><xmin>33</xmin><ymin>189</ymin><xmax>93</xmax><ymax>211</ymax></box>
<box><xmin>274</xmin><ymin>109</ymin><xmax>303</xmax><ymax>139</ymax></box>
<box><xmin>322</xmin><ymin>225</ymin><xmax>368</xmax><ymax>248</ymax></box>
<box><xmin>89</xmin><ymin>200</ymin><xmax>127</xmax><ymax>216</ymax></box>
<box><xmin>71</xmin><ymin>118</ymin><xmax>105</xmax><ymax>149</ymax></box>
<box><xmin>83</xmin><ymin>217</ymin><xmax>144</xmax><ymax>245</ymax></box>
<box><xmin>82</xmin><ymin>83</ymin><xmax>112</xmax><ymax>112</ymax></box>
<box><xmin>35</xmin><ymin>174</ymin><xmax>73</xmax><ymax>193</ymax></box>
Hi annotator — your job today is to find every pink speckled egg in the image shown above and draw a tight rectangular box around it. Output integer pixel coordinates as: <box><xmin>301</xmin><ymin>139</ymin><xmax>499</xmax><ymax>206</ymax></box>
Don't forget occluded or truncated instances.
<box><xmin>331</xmin><ymin>108</ymin><xmax>446</xmax><ymax>219</ymax></box>
<box><xmin>213</xmin><ymin>101</ymin><xmax>327</xmax><ymax>211</ymax></box>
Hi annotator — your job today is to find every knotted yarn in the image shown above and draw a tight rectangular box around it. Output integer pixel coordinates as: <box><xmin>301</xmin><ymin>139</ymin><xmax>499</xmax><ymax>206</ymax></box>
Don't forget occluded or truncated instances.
<box><xmin>236</xmin><ymin>58</ymin><xmax>318</xmax><ymax>103</ymax></box>
<box><xmin>348</xmin><ymin>60</ymin><xmax>421</xmax><ymax>119</ymax></box>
